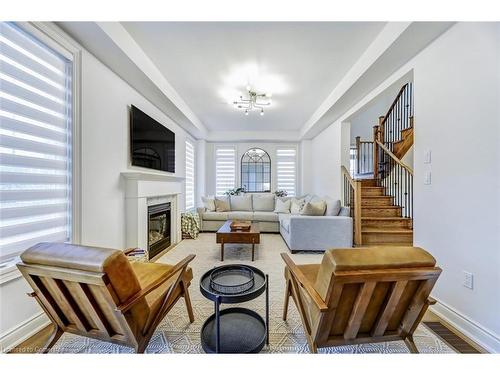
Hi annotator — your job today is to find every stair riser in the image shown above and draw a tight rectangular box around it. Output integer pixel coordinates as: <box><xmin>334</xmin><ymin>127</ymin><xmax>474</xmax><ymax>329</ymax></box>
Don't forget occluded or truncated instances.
<box><xmin>360</xmin><ymin>179</ymin><xmax>377</xmax><ymax>187</ymax></box>
<box><xmin>361</xmin><ymin>188</ymin><xmax>385</xmax><ymax>196</ymax></box>
<box><xmin>362</xmin><ymin>233</ymin><xmax>413</xmax><ymax>245</ymax></box>
<box><xmin>361</xmin><ymin>197</ymin><xmax>394</xmax><ymax>206</ymax></box>
<box><xmin>361</xmin><ymin>207</ymin><xmax>402</xmax><ymax>217</ymax></box>
<box><xmin>362</xmin><ymin>220</ymin><xmax>412</xmax><ymax>229</ymax></box>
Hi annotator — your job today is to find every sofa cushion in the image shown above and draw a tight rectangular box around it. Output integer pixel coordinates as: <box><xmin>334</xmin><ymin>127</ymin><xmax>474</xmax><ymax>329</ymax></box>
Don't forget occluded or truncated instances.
<box><xmin>202</xmin><ymin>211</ymin><xmax>229</xmax><ymax>221</ymax></box>
<box><xmin>290</xmin><ymin>198</ymin><xmax>306</xmax><ymax>215</ymax></box>
<box><xmin>301</xmin><ymin>201</ymin><xmax>326</xmax><ymax>216</ymax></box>
<box><xmin>338</xmin><ymin>206</ymin><xmax>350</xmax><ymax>217</ymax></box>
<box><xmin>252</xmin><ymin>194</ymin><xmax>275</xmax><ymax>212</ymax></box>
<box><xmin>325</xmin><ymin>198</ymin><xmax>341</xmax><ymax>216</ymax></box>
<box><xmin>230</xmin><ymin>195</ymin><xmax>253</xmax><ymax>211</ymax></box>
<box><xmin>228</xmin><ymin>211</ymin><xmax>254</xmax><ymax>221</ymax></box>
<box><xmin>201</xmin><ymin>196</ymin><xmax>216</xmax><ymax>212</ymax></box>
<box><xmin>274</xmin><ymin>198</ymin><xmax>291</xmax><ymax>213</ymax></box>
<box><xmin>215</xmin><ymin>196</ymin><xmax>230</xmax><ymax>212</ymax></box>
<box><xmin>253</xmin><ymin>211</ymin><xmax>279</xmax><ymax>222</ymax></box>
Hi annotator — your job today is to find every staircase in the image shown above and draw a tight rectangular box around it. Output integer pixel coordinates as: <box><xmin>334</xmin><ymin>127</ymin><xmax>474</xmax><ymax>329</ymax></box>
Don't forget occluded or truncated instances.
<box><xmin>342</xmin><ymin>82</ymin><xmax>414</xmax><ymax>247</ymax></box>
<box><xmin>359</xmin><ymin>179</ymin><xmax>413</xmax><ymax>246</ymax></box>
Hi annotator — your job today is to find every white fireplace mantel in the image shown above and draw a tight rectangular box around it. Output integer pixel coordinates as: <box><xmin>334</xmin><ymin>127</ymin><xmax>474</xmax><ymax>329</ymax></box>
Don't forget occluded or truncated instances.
<box><xmin>121</xmin><ymin>171</ymin><xmax>184</xmax><ymax>259</ymax></box>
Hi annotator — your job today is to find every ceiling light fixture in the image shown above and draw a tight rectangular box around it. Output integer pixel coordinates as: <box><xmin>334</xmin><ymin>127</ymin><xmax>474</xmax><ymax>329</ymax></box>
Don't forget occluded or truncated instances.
<box><xmin>233</xmin><ymin>88</ymin><xmax>271</xmax><ymax>116</ymax></box>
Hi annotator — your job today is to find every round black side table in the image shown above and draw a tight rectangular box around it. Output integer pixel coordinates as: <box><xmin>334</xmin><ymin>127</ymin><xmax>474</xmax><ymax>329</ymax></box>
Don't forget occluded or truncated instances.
<box><xmin>199</xmin><ymin>264</ymin><xmax>269</xmax><ymax>353</ymax></box>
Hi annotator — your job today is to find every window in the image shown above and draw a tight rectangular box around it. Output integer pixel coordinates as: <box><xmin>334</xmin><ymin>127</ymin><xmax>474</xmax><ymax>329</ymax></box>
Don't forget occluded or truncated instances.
<box><xmin>241</xmin><ymin>148</ymin><xmax>271</xmax><ymax>192</ymax></box>
<box><xmin>185</xmin><ymin>139</ymin><xmax>195</xmax><ymax>211</ymax></box>
<box><xmin>276</xmin><ymin>148</ymin><xmax>297</xmax><ymax>196</ymax></box>
<box><xmin>215</xmin><ymin>146</ymin><xmax>236</xmax><ymax>196</ymax></box>
<box><xmin>0</xmin><ymin>22</ymin><xmax>73</xmax><ymax>263</ymax></box>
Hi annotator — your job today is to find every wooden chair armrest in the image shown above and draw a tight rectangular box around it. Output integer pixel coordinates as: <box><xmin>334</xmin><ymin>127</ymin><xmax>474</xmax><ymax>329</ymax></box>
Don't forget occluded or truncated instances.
<box><xmin>427</xmin><ymin>296</ymin><xmax>437</xmax><ymax>306</ymax></box>
<box><xmin>116</xmin><ymin>254</ymin><xmax>195</xmax><ymax>313</ymax></box>
<box><xmin>281</xmin><ymin>253</ymin><xmax>328</xmax><ymax>312</ymax></box>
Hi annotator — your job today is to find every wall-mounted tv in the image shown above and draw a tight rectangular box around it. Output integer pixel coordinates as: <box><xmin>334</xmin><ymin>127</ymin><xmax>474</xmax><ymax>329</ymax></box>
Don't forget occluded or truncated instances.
<box><xmin>130</xmin><ymin>105</ymin><xmax>175</xmax><ymax>173</ymax></box>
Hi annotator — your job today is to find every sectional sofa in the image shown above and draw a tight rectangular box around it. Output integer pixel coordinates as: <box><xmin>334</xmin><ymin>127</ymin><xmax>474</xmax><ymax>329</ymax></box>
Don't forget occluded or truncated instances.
<box><xmin>197</xmin><ymin>193</ymin><xmax>353</xmax><ymax>251</ymax></box>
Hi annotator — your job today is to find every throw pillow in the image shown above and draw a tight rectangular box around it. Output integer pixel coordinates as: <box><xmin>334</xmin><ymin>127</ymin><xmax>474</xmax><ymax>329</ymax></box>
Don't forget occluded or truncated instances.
<box><xmin>274</xmin><ymin>198</ymin><xmax>291</xmax><ymax>213</ymax></box>
<box><xmin>325</xmin><ymin>198</ymin><xmax>341</xmax><ymax>216</ymax></box>
<box><xmin>290</xmin><ymin>198</ymin><xmax>306</xmax><ymax>215</ymax></box>
<box><xmin>253</xmin><ymin>194</ymin><xmax>275</xmax><ymax>212</ymax></box>
<box><xmin>201</xmin><ymin>196</ymin><xmax>216</xmax><ymax>212</ymax></box>
<box><xmin>230</xmin><ymin>195</ymin><xmax>252</xmax><ymax>211</ymax></box>
<box><xmin>301</xmin><ymin>201</ymin><xmax>326</xmax><ymax>216</ymax></box>
<box><xmin>214</xmin><ymin>196</ymin><xmax>230</xmax><ymax>212</ymax></box>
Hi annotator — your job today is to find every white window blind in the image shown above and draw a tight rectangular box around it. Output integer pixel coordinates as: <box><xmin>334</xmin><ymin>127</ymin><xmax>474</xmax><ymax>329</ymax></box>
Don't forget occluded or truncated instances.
<box><xmin>215</xmin><ymin>146</ymin><xmax>236</xmax><ymax>196</ymax></box>
<box><xmin>185</xmin><ymin>140</ymin><xmax>195</xmax><ymax>211</ymax></box>
<box><xmin>0</xmin><ymin>22</ymin><xmax>72</xmax><ymax>263</ymax></box>
<box><xmin>276</xmin><ymin>148</ymin><xmax>297</xmax><ymax>196</ymax></box>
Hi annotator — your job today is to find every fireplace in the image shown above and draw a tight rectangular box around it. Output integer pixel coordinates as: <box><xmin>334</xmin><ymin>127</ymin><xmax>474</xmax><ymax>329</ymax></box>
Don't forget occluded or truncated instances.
<box><xmin>147</xmin><ymin>202</ymin><xmax>171</xmax><ymax>260</ymax></box>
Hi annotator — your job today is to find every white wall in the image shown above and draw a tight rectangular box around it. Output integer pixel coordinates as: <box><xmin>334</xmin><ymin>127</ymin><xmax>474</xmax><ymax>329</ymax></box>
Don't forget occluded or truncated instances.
<box><xmin>410</xmin><ymin>22</ymin><xmax>500</xmax><ymax>352</ymax></box>
<box><xmin>308</xmin><ymin>22</ymin><xmax>500</xmax><ymax>352</ymax></box>
<box><xmin>80</xmin><ymin>50</ymin><xmax>192</xmax><ymax>249</ymax></box>
<box><xmin>204</xmin><ymin>142</ymin><xmax>300</xmax><ymax>197</ymax></box>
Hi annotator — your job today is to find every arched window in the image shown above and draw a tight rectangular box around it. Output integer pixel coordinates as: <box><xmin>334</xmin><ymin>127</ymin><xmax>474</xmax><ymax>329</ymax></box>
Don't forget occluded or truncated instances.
<box><xmin>241</xmin><ymin>148</ymin><xmax>271</xmax><ymax>192</ymax></box>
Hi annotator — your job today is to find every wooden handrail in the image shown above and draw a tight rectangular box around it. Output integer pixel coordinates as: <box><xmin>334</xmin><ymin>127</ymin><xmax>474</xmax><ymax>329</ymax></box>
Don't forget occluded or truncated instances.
<box><xmin>381</xmin><ymin>83</ymin><xmax>409</xmax><ymax>127</ymax></box>
<box><xmin>375</xmin><ymin>140</ymin><xmax>414</xmax><ymax>175</ymax></box>
<box><xmin>341</xmin><ymin>165</ymin><xmax>355</xmax><ymax>187</ymax></box>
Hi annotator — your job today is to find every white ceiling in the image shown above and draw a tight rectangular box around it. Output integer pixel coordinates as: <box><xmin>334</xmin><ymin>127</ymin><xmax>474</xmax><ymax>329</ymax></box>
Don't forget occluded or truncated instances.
<box><xmin>122</xmin><ymin>22</ymin><xmax>386</xmax><ymax>132</ymax></box>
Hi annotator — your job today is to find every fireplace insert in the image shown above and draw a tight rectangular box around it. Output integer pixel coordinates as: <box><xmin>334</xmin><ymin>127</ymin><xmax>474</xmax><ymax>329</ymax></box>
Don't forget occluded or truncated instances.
<box><xmin>147</xmin><ymin>202</ymin><xmax>171</xmax><ymax>260</ymax></box>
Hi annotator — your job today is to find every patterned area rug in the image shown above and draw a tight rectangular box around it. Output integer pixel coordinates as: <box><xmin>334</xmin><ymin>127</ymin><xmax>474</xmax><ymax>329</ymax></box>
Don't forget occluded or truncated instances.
<box><xmin>51</xmin><ymin>233</ymin><xmax>455</xmax><ymax>354</ymax></box>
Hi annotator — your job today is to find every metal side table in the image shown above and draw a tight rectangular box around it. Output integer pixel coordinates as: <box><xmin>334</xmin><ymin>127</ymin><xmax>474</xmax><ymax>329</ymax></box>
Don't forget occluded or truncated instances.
<box><xmin>199</xmin><ymin>264</ymin><xmax>269</xmax><ymax>353</ymax></box>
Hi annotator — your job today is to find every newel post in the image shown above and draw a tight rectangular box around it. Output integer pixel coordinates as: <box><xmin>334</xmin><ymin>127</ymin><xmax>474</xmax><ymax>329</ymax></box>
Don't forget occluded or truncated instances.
<box><xmin>373</xmin><ymin>126</ymin><xmax>379</xmax><ymax>180</ymax></box>
<box><xmin>353</xmin><ymin>180</ymin><xmax>362</xmax><ymax>246</ymax></box>
<box><xmin>378</xmin><ymin>116</ymin><xmax>385</xmax><ymax>143</ymax></box>
<box><xmin>355</xmin><ymin>136</ymin><xmax>361</xmax><ymax>174</ymax></box>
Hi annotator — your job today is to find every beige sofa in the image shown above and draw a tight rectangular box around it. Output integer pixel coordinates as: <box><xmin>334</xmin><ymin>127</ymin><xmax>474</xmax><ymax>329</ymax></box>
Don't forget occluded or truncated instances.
<box><xmin>197</xmin><ymin>193</ymin><xmax>280</xmax><ymax>232</ymax></box>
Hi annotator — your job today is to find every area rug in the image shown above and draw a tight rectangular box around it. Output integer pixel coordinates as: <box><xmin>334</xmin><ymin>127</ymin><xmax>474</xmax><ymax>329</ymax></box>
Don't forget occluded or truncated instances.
<box><xmin>50</xmin><ymin>233</ymin><xmax>455</xmax><ymax>354</ymax></box>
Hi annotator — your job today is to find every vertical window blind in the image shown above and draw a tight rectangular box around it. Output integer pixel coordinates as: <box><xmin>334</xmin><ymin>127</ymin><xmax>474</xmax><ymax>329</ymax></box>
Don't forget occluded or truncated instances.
<box><xmin>0</xmin><ymin>22</ymin><xmax>72</xmax><ymax>263</ymax></box>
<box><xmin>276</xmin><ymin>148</ymin><xmax>297</xmax><ymax>196</ymax></box>
<box><xmin>185</xmin><ymin>139</ymin><xmax>195</xmax><ymax>211</ymax></box>
<box><xmin>215</xmin><ymin>146</ymin><xmax>236</xmax><ymax>196</ymax></box>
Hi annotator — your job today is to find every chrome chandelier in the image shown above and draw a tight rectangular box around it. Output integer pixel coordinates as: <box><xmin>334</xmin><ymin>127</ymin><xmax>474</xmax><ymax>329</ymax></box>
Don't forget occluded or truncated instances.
<box><xmin>233</xmin><ymin>87</ymin><xmax>272</xmax><ymax>116</ymax></box>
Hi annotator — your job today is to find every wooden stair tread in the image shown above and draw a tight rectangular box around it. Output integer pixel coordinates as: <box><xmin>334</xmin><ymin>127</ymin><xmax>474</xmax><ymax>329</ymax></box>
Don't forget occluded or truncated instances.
<box><xmin>361</xmin><ymin>205</ymin><xmax>401</xmax><ymax>208</ymax></box>
<box><xmin>362</xmin><ymin>195</ymin><xmax>394</xmax><ymax>199</ymax></box>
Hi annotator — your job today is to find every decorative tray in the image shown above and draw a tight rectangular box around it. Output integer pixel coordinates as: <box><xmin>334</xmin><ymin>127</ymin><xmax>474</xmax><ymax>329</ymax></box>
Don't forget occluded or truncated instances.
<box><xmin>209</xmin><ymin>265</ymin><xmax>255</xmax><ymax>294</ymax></box>
<box><xmin>230</xmin><ymin>220</ymin><xmax>251</xmax><ymax>231</ymax></box>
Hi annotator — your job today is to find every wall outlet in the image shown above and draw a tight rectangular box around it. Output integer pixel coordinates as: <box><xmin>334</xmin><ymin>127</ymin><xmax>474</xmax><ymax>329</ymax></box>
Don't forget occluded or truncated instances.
<box><xmin>463</xmin><ymin>271</ymin><xmax>474</xmax><ymax>289</ymax></box>
<box><xmin>424</xmin><ymin>150</ymin><xmax>432</xmax><ymax>164</ymax></box>
<box><xmin>424</xmin><ymin>170</ymin><xmax>432</xmax><ymax>185</ymax></box>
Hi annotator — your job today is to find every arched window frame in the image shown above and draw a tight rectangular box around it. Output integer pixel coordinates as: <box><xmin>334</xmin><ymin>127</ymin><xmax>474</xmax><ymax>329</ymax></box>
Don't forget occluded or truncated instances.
<box><xmin>240</xmin><ymin>148</ymin><xmax>272</xmax><ymax>193</ymax></box>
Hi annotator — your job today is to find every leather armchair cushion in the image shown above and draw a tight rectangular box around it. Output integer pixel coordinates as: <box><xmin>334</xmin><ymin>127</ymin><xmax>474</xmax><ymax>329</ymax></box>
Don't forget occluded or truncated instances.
<box><xmin>131</xmin><ymin>262</ymin><xmax>193</xmax><ymax>329</ymax></box>
<box><xmin>314</xmin><ymin>246</ymin><xmax>436</xmax><ymax>300</ymax></box>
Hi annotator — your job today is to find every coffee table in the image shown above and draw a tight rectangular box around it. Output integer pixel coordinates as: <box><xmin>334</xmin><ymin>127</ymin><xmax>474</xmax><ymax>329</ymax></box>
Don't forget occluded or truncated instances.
<box><xmin>216</xmin><ymin>220</ymin><xmax>260</xmax><ymax>261</ymax></box>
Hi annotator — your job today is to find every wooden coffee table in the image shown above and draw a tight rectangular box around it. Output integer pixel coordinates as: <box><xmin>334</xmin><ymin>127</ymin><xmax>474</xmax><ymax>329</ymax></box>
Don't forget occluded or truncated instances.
<box><xmin>216</xmin><ymin>221</ymin><xmax>260</xmax><ymax>261</ymax></box>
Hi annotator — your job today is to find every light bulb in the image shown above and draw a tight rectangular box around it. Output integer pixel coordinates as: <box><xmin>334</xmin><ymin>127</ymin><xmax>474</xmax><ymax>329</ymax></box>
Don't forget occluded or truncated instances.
<box><xmin>260</xmin><ymin>110</ymin><xmax>264</xmax><ymax>116</ymax></box>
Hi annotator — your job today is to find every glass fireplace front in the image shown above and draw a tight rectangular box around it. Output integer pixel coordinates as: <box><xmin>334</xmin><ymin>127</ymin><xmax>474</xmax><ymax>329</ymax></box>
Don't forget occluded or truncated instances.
<box><xmin>147</xmin><ymin>202</ymin><xmax>171</xmax><ymax>260</ymax></box>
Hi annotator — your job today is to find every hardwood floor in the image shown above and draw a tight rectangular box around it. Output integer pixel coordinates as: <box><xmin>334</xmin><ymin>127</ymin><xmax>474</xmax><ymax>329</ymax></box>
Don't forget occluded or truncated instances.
<box><xmin>9</xmin><ymin>311</ymin><xmax>486</xmax><ymax>354</ymax></box>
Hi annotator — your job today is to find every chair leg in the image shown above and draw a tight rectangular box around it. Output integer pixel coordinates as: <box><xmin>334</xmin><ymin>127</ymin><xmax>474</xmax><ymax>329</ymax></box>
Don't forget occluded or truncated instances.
<box><xmin>40</xmin><ymin>324</ymin><xmax>63</xmax><ymax>353</ymax></box>
<box><xmin>283</xmin><ymin>279</ymin><xmax>291</xmax><ymax>321</ymax></box>
<box><xmin>309</xmin><ymin>341</ymin><xmax>318</xmax><ymax>354</ymax></box>
<box><xmin>404</xmin><ymin>335</ymin><xmax>419</xmax><ymax>353</ymax></box>
<box><xmin>182</xmin><ymin>281</ymin><xmax>195</xmax><ymax>323</ymax></box>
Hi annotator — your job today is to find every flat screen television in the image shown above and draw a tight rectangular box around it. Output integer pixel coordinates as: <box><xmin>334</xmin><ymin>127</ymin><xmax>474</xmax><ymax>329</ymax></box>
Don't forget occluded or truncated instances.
<box><xmin>130</xmin><ymin>105</ymin><xmax>175</xmax><ymax>173</ymax></box>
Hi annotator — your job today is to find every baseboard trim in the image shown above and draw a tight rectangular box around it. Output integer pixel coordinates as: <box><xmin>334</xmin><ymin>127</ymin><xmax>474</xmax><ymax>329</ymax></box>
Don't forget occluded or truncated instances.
<box><xmin>0</xmin><ymin>312</ymin><xmax>50</xmax><ymax>353</ymax></box>
<box><xmin>430</xmin><ymin>299</ymin><xmax>500</xmax><ymax>353</ymax></box>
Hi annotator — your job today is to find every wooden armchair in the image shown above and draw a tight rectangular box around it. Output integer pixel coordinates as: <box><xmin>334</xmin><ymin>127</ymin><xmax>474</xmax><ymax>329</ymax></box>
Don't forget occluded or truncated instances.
<box><xmin>282</xmin><ymin>246</ymin><xmax>441</xmax><ymax>353</ymax></box>
<box><xmin>17</xmin><ymin>242</ymin><xmax>195</xmax><ymax>353</ymax></box>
